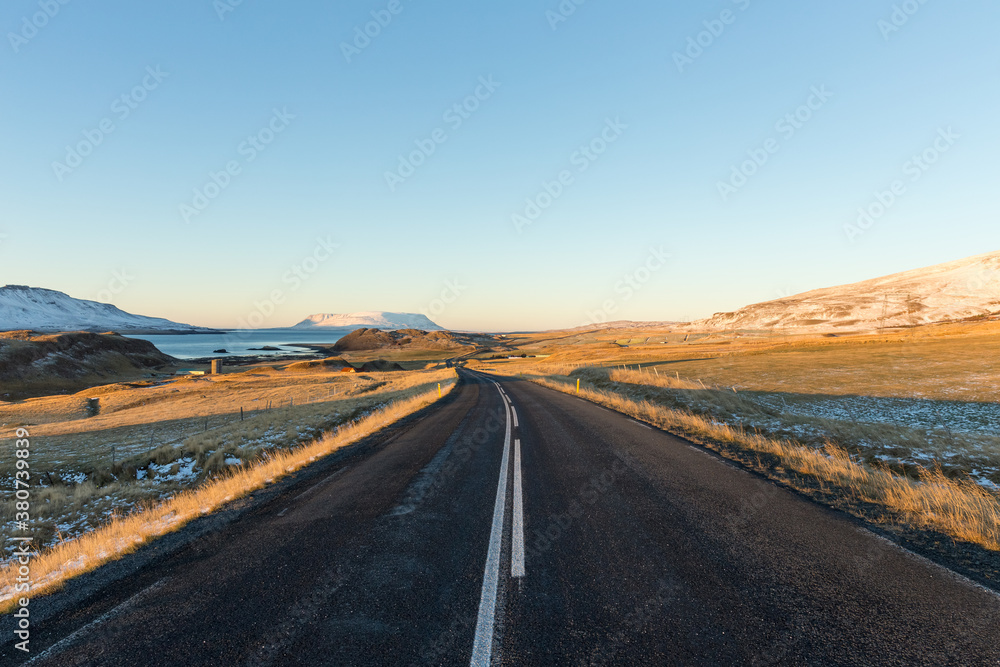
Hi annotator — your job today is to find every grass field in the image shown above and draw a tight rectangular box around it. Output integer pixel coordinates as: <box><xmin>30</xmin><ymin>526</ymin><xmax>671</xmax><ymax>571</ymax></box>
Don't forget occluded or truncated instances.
<box><xmin>474</xmin><ymin>321</ymin><xmax>1000</xmax><ymax>556</ymax></box>
<box><xmin>502</xmin><ymin>369</ymin><xmax>1000</xmax><ymax>553</ymax></box>
<box><xmin>0</xmin><ymin>362</ymin><xmax>457</xmax><ymax>560</ymax></box>
<box><xmin>473</xmin><ymin>322</ymin><xmax>1000</xmax><ymax>483</ymax></box>
<box><xmin>4</xmin><ymin>319</ymin><xmax>998</xmax><ymax>603</ymax></box>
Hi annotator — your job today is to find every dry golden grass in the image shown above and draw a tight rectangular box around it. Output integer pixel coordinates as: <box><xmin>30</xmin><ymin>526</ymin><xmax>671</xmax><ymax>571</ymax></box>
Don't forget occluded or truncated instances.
<box><xmin>475</xmin><ymin>320</ymin><xmax>1000</xmax><ymax>490</ymax></box>
<box><xmin>530</xmin><ymin>362</ymin><xmax>1000</xmax><ymax>483</ymax></box>
<box><xmin>0</xmin><ymin>367</ymin><xmax>453</xmax><ymax>536</ymax></box>
<box><xmin>0</xmin><ymin>365</ymin><xmax>456</xmax><ymax>582</ymax></box>
<box><xmin>477</xmin><ymin>323</ymin><xmax>1000</xmax><ymax>403</ymax></box>
<box><xmin>499</xmin><ymin>369</ymin><xmax>1000</xmax><ymax>554</ymax></box>
<box><xmin>0</xmin><ymin>372</ymin><xmax>457</xmax><ymax>612</ymax></box>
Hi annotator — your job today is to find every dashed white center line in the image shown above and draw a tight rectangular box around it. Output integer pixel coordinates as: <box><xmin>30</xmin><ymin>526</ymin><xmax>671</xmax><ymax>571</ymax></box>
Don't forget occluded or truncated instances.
<box><xmin>470</xmin><ymin>385</ymin><xmax>513</xmax><ymax>666</ymax></box>
<box><xmin>512</xmin><ymin>438</ymin><xmax>525</xmax><ymax>578</ymax></box>
<box><xmin>511</xmin><ymin>406</ymin><xmax>519</xmax><ymax>427</ymax></box>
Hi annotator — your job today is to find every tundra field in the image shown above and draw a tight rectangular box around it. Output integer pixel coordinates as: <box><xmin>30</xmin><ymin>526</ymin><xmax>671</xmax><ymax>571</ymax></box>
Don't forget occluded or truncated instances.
<box><xmin>0</xmin><ymin>361</ymin><xmax>457</xmax><ymax>561</ymax></box>
<box><xmin>2</xmin><ymin>319</ymin><xmax>999</xmax><ymax>605</ymax></box>
<box><xmin>476</xmin><ymin>321</ymin><xmax>1000</xmax><ymax>486</ymax></box>
<box><xmin>468</xmin><ymin>320</ymin><xmax>1000</xmax><ymax>558</ymax></box>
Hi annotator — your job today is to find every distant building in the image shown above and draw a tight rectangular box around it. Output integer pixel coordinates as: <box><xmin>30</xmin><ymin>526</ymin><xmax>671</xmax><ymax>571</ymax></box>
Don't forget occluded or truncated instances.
<box><xmin>175</xmin><ymin>369</ymin><xmax>205</xmax><ymax>376</ymax></box>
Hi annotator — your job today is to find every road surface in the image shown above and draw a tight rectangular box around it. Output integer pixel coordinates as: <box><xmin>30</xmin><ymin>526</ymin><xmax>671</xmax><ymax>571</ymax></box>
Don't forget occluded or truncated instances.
<box><xmin>3</xmin><ymin>369</ymin><xmax>999</xmax><ymax>665</ymax></box>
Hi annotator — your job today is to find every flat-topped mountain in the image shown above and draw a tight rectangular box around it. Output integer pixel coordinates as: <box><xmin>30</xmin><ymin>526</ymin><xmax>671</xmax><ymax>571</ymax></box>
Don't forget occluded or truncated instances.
<box><xmin>293</xmin><ymin>311</ymin><xmax>442</xmax><ymax>330</ymax></box>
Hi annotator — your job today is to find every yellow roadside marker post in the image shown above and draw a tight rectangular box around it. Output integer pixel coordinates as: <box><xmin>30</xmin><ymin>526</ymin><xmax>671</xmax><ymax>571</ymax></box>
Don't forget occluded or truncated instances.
<box><xmin>438</xmin><ymin>383</ymin><xmax>442</xmax><ymax>397</ymax></box>
<box><xmin>576</xmin><ymin>378</ymin><xmax>580</xmax><ymax>394</ymax></box>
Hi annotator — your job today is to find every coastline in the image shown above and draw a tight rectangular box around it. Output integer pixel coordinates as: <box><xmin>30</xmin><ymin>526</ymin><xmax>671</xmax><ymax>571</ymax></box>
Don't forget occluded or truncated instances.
<box><xmin>184</xmin><ymin>344</ymin><xmax>329</xmax><ymax>366</ymax></box>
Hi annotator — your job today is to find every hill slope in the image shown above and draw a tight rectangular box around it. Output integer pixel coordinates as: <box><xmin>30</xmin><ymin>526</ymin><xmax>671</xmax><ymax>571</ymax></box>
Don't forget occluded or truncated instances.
<box><xmin>293</xmin><ymin>311</ymin><xmax>441</xmax><ymax>331</ymax></box>
<box><xmin>330</xmin><ymin>328</ymin><xmax>468</xmax><ymax>352</ymax></box>
<box><xmin>0</xmin><ymin>286</ymin><xmax>212</xmax><ymax>333</ymax></box>
<box><xmin>0</xmin><ymin>331</ymin><xmax>176</xmax><ymax>399</ymax></box>
<box><xmin>694</xmin><ymin>250</ymin><xmax>1000</xmax><ymax>331</ymax></box>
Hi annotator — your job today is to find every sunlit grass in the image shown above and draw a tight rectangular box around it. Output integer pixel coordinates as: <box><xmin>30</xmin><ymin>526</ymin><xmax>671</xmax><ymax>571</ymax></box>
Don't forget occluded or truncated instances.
<box><xmin>499</xmin><ymin>366</ymin><xmax>1000</xmax><ymax>554</ymax></box>
<box><xmin>0</xmin><ymin>373</ymin><xmax>457</xmax><ymax>612</ymax></box>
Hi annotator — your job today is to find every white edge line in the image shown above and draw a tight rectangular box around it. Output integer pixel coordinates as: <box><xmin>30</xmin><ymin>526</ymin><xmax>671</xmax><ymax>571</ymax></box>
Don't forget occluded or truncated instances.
<box><xmin>512</xmin><ymin>438</ymin><xmax>524</xmax><ymax>578</ymax></box>
<box><xmin>293</xmin><ymin>466</ymin><xmax>349</xmax><ymax>502</ymax></box>
<box><xmin>548</xmin><ymin>375</ymin><xmax>1000</xmax><ymax>604</ymax></box>
<box><xmin>26</xmin><ymin>578</ymin><xmax>171</xmax><ymax>665</ymax></box>
<box><xmin>470</xmin><ymin>386</ymin><xmax>513</xmax><ymax>665</ymax></box>
<box><xmin>859</xmin><ymin>526</ymin><xmax>1000</xmax><ymax>603</ymax></box>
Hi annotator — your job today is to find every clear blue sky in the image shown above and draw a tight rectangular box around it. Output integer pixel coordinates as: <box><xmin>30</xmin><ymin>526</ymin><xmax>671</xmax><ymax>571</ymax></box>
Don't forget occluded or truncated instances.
<box><xmin>1</xmin><ymin>1</ymin><xmax>997</xmax><ymax>331</ymax></box>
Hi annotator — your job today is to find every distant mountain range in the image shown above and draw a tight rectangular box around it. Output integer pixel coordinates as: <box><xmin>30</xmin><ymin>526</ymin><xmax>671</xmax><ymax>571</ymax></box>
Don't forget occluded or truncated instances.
<box><xmin>0</xmin><ymin>287</ymin><xmax>444</xmax><ymax>334</ymax></box>
<box><xmin>0</xmin><ymin>286</ymin><xmax>214</xmax><ymax>333</ymax></box>
<box><xmin>693</xmin><ymin>250</ymin><xmax>1000</xmax><ymax>331</ymax></box>
<box><xmin>293</xmin><ymin>311</ymin><xmax>442</xmax><ymax>330</ymax></box>
<box><xmin>11</xmin><ymin>249</ymin><xmax>998</xmax><ymax>337</ymax></box>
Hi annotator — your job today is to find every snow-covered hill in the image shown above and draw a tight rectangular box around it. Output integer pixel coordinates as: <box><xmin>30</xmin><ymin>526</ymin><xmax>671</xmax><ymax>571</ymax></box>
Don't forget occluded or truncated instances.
<box><xmin>0</xmin><ymin>285</ymin><xmax>213</xmax><ymax>333</ymax></box>
<box><xmin>693</xmin><ymin>250</ymin><xmax>1000</xmax><ymax>331</ymax></box>
<box><xmin>293</xmin><ymin>311</ymin><xmax>443</xmax><ymax>330</ymax></box>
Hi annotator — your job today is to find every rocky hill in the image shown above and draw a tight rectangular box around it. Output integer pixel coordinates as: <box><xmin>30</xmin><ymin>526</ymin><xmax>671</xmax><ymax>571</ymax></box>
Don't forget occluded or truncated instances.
<box><xmin>0</xmin><ymin>331</ymin><xmax>176</xmax><ymax>399</ymax></box>
<box><xmin>693</xmin><ymin>250</ymin><xmax>1000</xmax><ymax>331</ymax></box>
<box><xmin>331</xmin><ymin>328</ymin><xmax>470</xmax><ymax>352</ymax></box>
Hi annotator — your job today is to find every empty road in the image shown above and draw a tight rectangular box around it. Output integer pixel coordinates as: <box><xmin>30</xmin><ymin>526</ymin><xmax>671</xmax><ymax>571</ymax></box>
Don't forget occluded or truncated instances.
<box><xmin>3</xmin><ymin>369</ymin><xmax>999</xmax><ymax>665</ymax></box>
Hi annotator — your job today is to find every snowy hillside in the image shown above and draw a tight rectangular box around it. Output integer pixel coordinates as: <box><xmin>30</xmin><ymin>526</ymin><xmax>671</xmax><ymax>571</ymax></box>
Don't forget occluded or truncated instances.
<box><xmin>293</xmin><ymin>311</ymin><xmax>443</xmax><ymax>330</ymax></box>
<box><xmin>694</xmin><ymin>250</ymin><xmax>1000</xmax><ymax>331</ymax></box>
<box><xmin>0</xmin><ymin>285</ymin><xmax>212</xmax><ymax>333</ymax></box>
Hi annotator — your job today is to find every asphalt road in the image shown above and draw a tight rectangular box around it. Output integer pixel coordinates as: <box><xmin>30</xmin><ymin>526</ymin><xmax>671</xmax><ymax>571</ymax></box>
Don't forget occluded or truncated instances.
<box><xmin>3</xmin><ymin>369</ymin><xmax>999</xmax><ymax>665</ymax></box>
